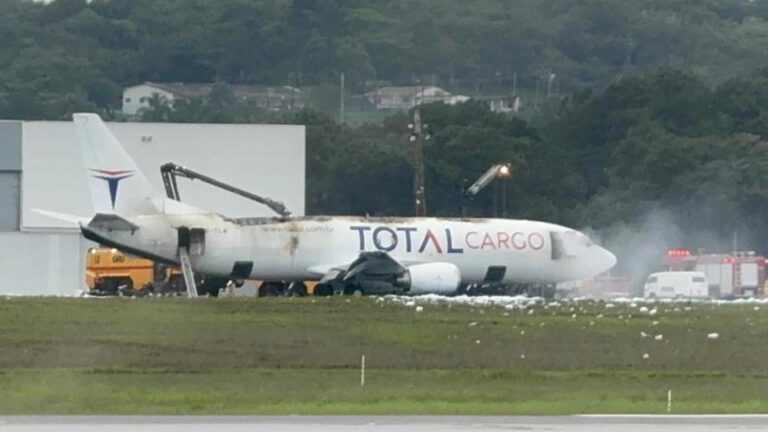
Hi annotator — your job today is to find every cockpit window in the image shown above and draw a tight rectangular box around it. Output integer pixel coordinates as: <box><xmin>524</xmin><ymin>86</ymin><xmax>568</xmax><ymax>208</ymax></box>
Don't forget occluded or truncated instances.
<box><xmin>577</xmin><ymin>233</ymin><xmax>593</xmax><ymax>247</ymax></box>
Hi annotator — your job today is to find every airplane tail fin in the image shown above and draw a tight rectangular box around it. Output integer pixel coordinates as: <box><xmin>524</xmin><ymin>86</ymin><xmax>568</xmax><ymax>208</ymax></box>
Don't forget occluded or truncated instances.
<box><xmin>73</xmin><ymin>113</ymin><xmax>162</xmax><ymax>216</ymax></box>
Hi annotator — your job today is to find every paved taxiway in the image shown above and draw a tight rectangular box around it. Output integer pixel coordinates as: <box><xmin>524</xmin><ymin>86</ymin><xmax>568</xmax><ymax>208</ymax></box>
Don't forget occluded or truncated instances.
<box><xmin>1</xmin><ymin>415</ymin><xmax>767</xmax><ymax>431</ymax></box>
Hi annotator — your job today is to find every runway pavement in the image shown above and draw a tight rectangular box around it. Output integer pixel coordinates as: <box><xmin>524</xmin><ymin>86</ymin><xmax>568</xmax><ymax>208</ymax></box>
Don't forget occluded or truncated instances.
<box><xmin>1</xmin><ymin>415</ymin><xmax>768</xmax><ymax>431</ymax></box>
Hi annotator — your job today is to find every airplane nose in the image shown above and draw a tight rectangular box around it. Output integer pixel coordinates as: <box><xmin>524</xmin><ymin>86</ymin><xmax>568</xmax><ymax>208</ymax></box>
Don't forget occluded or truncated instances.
<box><xmin>599</xmin><ymin>246</ymin><xmax>617</xmax><ymax>273</ymax></box>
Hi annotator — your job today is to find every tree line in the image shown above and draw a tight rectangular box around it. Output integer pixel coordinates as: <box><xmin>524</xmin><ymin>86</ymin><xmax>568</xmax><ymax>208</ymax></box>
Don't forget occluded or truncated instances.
<box><xmin>3</xmin><ymin>0</ymin><xmax>768</xmax><ymax>118</ymax></box>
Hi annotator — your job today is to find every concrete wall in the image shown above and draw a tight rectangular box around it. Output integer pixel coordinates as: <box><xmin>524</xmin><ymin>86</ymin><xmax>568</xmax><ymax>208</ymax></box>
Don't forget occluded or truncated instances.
<box><xmin>0</xmin><ymin>232</ymin><xmax>90</xmax><ymax>295</ymax></box>
<box><xmin>0</xmin><ymin>121</ymin><xmax>22</xmax><ymax>231</ymax></box>
<box><xmin>0</xmin><ymin>121</ymin><xmax>21</xmax><ymax>171</ymax></box>
<box><xmin>23</xmin><ymin>120</ymin><xmax>305</xmax><ymax>230</ymax></box>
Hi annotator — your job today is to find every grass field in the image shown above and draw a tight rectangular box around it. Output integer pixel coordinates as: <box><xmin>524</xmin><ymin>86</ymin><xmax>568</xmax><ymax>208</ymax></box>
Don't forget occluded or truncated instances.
<box><xmin>0</xmin><ymin>296</ymin><xmax>767</xmax><ymax>414</ymax></box>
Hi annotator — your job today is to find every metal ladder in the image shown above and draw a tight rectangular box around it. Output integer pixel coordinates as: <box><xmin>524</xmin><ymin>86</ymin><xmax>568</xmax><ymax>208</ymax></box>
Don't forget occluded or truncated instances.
<box><xmin>178</xmin><ymin>247</ymin><xmax>198</xmax><ymax>298</ymax></box>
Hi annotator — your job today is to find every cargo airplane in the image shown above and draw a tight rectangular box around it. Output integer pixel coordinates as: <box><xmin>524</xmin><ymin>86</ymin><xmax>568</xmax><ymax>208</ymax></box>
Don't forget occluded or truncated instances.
<box><xmin>41</xmin><ymin>113</ymin><xmax>616</xmax><ymax>296</ymax></box>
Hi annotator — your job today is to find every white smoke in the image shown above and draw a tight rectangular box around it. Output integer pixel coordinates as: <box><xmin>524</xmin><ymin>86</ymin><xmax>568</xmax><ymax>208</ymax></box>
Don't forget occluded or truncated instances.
<box><xmin>585</xmin><ymin>207</ymin><xmax>683</xmax><ymax>296</ymax></box>
<box><xmin>587</xmin><ymin>206</ymin><xmax>751</xmax><ymax>296</ymax></box>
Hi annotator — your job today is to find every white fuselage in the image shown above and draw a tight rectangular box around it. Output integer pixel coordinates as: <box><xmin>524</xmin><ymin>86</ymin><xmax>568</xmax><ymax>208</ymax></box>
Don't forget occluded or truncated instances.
<box><xmin>68</xmin><ymin>112</ymin><xmax>616</xmax><ymax>291</ymax></box>
<box><xmin>85</xmin><ymin>213</ymin><xmax>616</xmax><ymax>285</ymax></box>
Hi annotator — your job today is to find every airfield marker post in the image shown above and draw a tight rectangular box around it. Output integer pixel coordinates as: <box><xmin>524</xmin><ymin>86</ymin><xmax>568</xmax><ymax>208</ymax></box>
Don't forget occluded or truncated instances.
<box><xmin>361</xmin><ymin>354</ymin><xmax>366</xmax><ymax>388</ymax></box>
<box><xmin>667</xmin><ymin>389</ymin><xmax>672</xmax><ymax>413</ymax></box>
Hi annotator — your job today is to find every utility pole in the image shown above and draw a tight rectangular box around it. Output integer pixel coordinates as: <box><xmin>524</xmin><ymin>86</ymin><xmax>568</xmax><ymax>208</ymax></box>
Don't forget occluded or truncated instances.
<box><xmin>409</xmin><ymin>108</ymin><xmax>427</xmax><ymax>216</ymax></box>
<box><xmin>547</xmin><ymin>70</ymin><xmax>556</xmax><ymax>98</ymax></box>
<box><xmin>512</xmin><ymin>72</ymin><xmax>517</xmax><ymax>96</ymax></box>
<box><xmin>339</xmin><ymin>72</ymin><xmax>345</xmax><ymax>123</ymax></box>
<box><xmin>501</xmin><ymin>176</ymin><xmax>507</xmax><ymax>217</ymax></box>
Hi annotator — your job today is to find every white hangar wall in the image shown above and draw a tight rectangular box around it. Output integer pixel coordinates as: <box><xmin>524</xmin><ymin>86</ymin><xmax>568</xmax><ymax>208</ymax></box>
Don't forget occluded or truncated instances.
<box><xmin>0</xmin><ymin>120</ymin><xmax>305</xmax><ymax>296</ymax></box>
<box><xmin>0</xmin><ymin>232</ymin><xmax>84</xmax><ymax>295</ymax></box>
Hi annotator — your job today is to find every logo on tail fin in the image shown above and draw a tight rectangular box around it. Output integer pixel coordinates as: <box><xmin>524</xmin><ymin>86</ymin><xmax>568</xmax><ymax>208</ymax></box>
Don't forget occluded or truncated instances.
<box><xmin>90</xmin><ymin>169</ymin><xmax>134</xmax><ymax>209</ymax></box>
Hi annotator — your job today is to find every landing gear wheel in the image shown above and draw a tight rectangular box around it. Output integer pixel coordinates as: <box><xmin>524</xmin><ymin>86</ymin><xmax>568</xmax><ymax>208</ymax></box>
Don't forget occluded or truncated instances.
<box><xmin>287</xmin><ymin>282</ymin><xmax>308</xmax><ymax>297</ymax></box>
<box><xmin>343</xmin><ymin>284</ymin><xmax>364</xmax><ymax>296</ymax></box>
<box><xmin>99</xmin><ymin>279</ymin><xmax>118</xmax><ymax>296</ymax></box>
<box><xmin>168</xmin><ymin>275</ymin><xmax>186</xmax><ymax>295</ymax></box>
<box><xmin>314</xmin><ymin>283</ymin><xmax>334</xmax><ymax>297</ymax></box>
<box><xmin>199</xmin><ymin>276</ymin><xmax>227</xmax><ymax>297</ymax></box>
<box><xmin>258</xmin><ymin>282</ymin><xmax>284</xmax><ymax>297</ymax></box>
<box><xmin>138</xmin><ymin>283</ymin><xmax>154</xmax><ymax>297</ymax></box>
<box><xmin>117</xmin><ymin>278</ymin><xmax>134</xmax><ymax>296</ymax></box>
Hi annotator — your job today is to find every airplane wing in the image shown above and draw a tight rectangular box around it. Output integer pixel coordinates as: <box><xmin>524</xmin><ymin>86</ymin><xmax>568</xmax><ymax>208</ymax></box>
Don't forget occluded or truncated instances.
<box><xmin>342</xmin><ymin>251</ymin><xmax>406</xmax><ymax>281</ymax></box>
<box><xmin>310</xmin><ymin>251</ymin><xmax>411</xmax><ymax>283</ymax></box>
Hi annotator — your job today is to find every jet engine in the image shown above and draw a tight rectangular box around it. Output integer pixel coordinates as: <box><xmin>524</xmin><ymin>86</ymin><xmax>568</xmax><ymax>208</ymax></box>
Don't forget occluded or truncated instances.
<box><xmin>399</xmin><ymin>262</ymin><xmax>461</xmax><ymax>295</ymax></box>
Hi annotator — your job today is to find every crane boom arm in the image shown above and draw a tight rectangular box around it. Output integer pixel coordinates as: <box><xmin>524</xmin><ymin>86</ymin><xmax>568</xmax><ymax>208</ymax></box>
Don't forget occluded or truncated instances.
<box><xmin>160</xmin><ymin>162</ymin><xmax>292</xmax><ymax>218</ymax></box>
<box><xmin>465</xmin><ymin>164</ymin><xmax>504</xmax><ymax>197</ymax></box>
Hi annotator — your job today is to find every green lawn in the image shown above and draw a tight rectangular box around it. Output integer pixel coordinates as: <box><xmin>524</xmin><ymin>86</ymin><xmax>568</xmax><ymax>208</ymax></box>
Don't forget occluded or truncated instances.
<box><xmin>0</xmin><ymin>297</ymin><xmax>765</xmax><ymax>414</ymax></box>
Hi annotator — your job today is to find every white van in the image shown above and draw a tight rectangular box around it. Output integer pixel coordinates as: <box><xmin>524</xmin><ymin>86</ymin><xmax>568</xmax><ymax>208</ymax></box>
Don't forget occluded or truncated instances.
<box><xmin>644</xmin><ymin>271</ymin><xmax>709</xmax><ymax>299</ymax></box>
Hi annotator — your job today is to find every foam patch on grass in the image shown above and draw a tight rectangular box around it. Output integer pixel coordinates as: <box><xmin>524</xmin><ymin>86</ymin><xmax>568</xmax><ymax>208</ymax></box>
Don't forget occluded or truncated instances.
<box><xmin>382</xmin><ymin>294</ymin><xmax>542</xmax><ymax>308</ymax></box>
<box><xmin>381</xmin><ymin>294</ymin><xmax>768</xmax><ymax>309</ymax></box>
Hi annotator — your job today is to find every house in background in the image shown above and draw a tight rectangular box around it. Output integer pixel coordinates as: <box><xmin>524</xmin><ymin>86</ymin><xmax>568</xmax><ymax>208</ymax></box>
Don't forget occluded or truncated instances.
<box><xmin>479</xmin><ymin>95</ymin><xmax>522</xmax><ymax>114</ymax></box>
<box><xmin>122</xmin><ymin>82</ymin><xmax>304</xmax><ymax>115</ymax></box>
<box><xmin>365</xmin><ymin>86</ymin><xmax>470</xmax><ymax>110</ymax></box>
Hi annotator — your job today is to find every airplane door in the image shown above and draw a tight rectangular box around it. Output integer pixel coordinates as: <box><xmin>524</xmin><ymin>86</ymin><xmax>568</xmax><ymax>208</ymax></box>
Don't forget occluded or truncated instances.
<box><xmin>189</xmin><ymin>228</ymin><xmax>205</xmax><ymax>256</ymax></box>
<box><xmin>178</xmin><ymin>227</ymin><xmax>206</xmax><ymax>256</ymax></box>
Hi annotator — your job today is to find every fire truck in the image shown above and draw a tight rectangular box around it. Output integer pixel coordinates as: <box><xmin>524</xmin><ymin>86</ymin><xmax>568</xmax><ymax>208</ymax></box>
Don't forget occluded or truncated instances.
<box><xmin>662</xmin><ymin>248</ymin><xmax>767</xmax><ymax>298</ymax></box>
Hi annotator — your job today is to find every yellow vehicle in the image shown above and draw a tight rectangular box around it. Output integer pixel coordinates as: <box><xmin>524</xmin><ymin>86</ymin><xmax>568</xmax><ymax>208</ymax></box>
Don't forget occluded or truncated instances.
<box><xmin>87</xmin><ymin>247</ymin><xmax>323</xmax><ymax>297</ymax></box>
<box><xmin>86</xmin><ymin>247</ymin><xmax>185</xmax><ymax>296</ymax></box>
